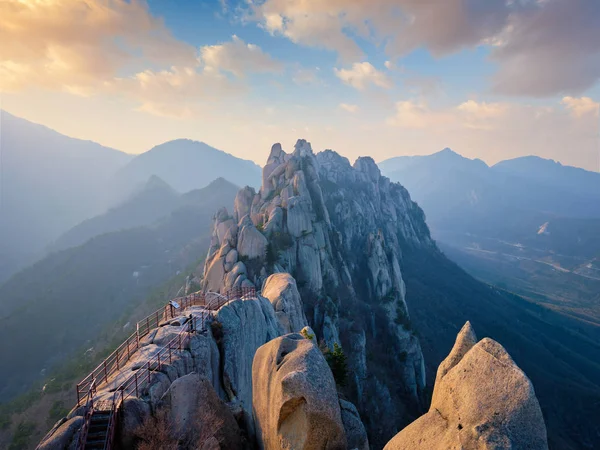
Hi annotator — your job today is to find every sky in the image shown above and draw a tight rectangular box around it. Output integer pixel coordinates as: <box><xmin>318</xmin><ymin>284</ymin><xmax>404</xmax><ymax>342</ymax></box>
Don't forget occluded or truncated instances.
<box><xmin>0</xmin><ymin>0</ymin><xmax>599</xmax><ymax>170</ymax></box>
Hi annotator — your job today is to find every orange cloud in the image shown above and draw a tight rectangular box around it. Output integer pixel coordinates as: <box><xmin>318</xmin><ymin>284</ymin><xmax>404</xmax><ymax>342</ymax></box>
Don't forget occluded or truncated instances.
<box><xmin>0</xmin><ymin>0</ymin><xmax>196</xmax><ymax>92</ymax></box>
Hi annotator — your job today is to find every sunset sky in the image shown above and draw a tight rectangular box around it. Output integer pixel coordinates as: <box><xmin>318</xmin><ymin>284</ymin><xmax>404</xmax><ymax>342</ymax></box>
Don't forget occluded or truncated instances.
<box><xmin>1</xmin><ymin>0</ymin><xmax>599</xmax><ymax>170</ymax></box>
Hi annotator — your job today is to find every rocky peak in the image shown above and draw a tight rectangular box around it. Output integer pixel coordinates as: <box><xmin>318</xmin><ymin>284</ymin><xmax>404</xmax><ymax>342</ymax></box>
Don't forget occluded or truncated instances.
<box><xmin>384</xmin><ymin>323</ymin><xmax>549</xmax><ymax>450</ymax></box>
<box><xmin>202</xmin><ymin>139</ymin><xmax>435</xmax><ymax>447</ymax></box>
<box><xmin>353</xmin><ymin>156</ymin><xmax>381</xmax><ymax>182</ymax></box>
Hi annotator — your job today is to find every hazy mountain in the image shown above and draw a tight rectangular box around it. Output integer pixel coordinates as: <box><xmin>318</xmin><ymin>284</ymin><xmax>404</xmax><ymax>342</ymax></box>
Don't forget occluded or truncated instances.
<box><xmin>110</xmin><ymin>139</ymin><xmax>262</xmax><ymax>202</ymax></box>
<box><xmin>380</xmin><ymin>149</ymin><xmax>600</xmax><ymax>241</ymax></box>
<box><xmin>52</xmin><ymin>175</ymin><xmax>182</xmax><ymax>252</ymax></box>
<box><xmin>494</xmin><ymin>155</ymin><xmax>600</xmax><ymax>200</ymax></box>
<box><xmin>0</xmin><ymin>110</ymin><xmax>133</xmax><ymax>282</ymax></box>
<box><xmin>0</xmin><ymin>178</ymin><xmax>239</xmax><ymax>401</ymax></box>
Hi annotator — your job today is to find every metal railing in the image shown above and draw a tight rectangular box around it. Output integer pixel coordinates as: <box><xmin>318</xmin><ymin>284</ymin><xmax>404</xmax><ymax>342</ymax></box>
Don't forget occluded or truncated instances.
<box><xmin>76</xmin><ymin>287</ymin><xmax>257</xmax><ymax>406</ymax></box>
<box><xmin>75</xmin><ymin>381</ymin><xmax>96</xmax><ymax>450</ymax></box>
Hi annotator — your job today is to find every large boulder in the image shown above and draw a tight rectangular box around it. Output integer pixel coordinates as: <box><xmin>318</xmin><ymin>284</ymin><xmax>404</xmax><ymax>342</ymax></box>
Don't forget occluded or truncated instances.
<box><xmin>252</xmin><ymin>333</ymin><xmax>347</xmax><ymax>450</ymax></box>
<box><xmin>237</xmin><ymin>215</ymin><xmax>268</xmax><ymax>260</ymax></box>
<box><xmin>215</xmin><ymin>296</ymin><xmax>282</xmax><ymax>434</ymax></box>
<box><xmin>37</xmin><ymin>416</ymin><xmax>83</xmax><ymax>450</ymax></box>
<box><xmin>262</xmin><ymin>273</ymin><xmax>308</xmax><ymax>333</ymax></box>
<box><xmin>384</xmin><ymin>322</ymin><xmax>549</xmax><ymax>450</ymax></box>
<box><xmin>158</xmin><ymin>373</ymin><xmax>244</xmax><ymax>449</ymax></box>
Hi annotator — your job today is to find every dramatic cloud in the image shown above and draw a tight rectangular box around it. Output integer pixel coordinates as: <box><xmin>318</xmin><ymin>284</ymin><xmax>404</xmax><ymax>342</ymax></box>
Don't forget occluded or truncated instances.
<box><xmin>491</xmin><ymin>0</ymin><xmax>600</xmax><ymax>96</ymax></box>
<box><xmin>250</xmin><ymin>0</ymin><xmax>600</xmax><ymax>96</ymax></box>
<box><xmin>334</xmin><ymin>63</ymin><xmax>392</xmax><ymax>90</ymax></box>
<box><xmin>339</xmin><ymin>103</ymin><xmax>359</xmax><ymax>113</ymax></box>
<box><xmin>0</xmin><ymin>0</ymin><xmax>196</xmax><ymax>92</ymax></box>
<box><xmin>200</xmin><ymin>35</ymin><xmax>283</xmax><ymax>77</ymax></box>
<box><xmin>252</xmin><ymin>0</ymin><xmax>511</xmax><ymax>62</ymax></box>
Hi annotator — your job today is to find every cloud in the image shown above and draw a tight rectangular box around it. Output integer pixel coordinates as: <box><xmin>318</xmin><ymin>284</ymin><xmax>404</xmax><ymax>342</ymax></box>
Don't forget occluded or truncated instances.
<box><xmin>200</xmin><ymin>35</ymin><xmax>283</xmax><ymax>77</ymax></box>
<box><xmin>334</xmin><ymin>63</ymin><xmax>392</xmax><ymax>90</ymax></box>
<box><xmin>0</xmin><ymin>0</ymin><xmax>196</xmax><ymax>92</ymax></box>
<box><xmin>457</xmin><ymin>100</ymin><xmax>509</xmax><ymax>130</ymax></box>
<box><xmin>339</xmin><ymin>103</ymin><xmax>359</xmax><ymax>113</ymax></box>
<box><xmin>388</xmin><ymin>99</ymin><xmax>509</xmax><ymax>130</ymax></box>
<box><xmin>111</xmin><ymin>65</ymin><xmax>244</xmax><ymax>119</ymax></box>
<box><xmin>387</xmin><ymin>100</ymin><xmax>452</xmax><ymax>129</ymax></box>
<box><xmin>251</xmin><ymin>0</ymin><xmax>512</xmax><ymax>62</ymax></box>
<box><xmin>491</xmin><ymin>0</ymin><xmax>600</xmax><ymax>97</ymax></box>
<box><xmin>250</xmin><ymin>0</ymin><xmax>600</xmax><ymax>97</ymax></box>
<box><xmin>561</xmin><ymin>96</ymin><xmax>600</xmax><ymax>118</ymax></box>
<box><xmin>257</xmin><ymin>6</ymin><xmax>362</xmax><ymax>61</ymax></box>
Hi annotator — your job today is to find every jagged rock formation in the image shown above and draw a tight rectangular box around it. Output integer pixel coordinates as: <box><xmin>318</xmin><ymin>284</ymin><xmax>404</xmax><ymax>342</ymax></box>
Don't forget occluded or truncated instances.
<box><xmin>384</xmin><ymin>322</ymin><xmax>549</xmax><ymax>450</ymax></box>
<box><xmin>252</xmin><ymin>333</ymin><xmax>347</xmax><ymax>450</ymax></box>
<box><xmin>203</xmin><ymin>139</ymin><xmax>432</xmax><ymax>446</ymax></box>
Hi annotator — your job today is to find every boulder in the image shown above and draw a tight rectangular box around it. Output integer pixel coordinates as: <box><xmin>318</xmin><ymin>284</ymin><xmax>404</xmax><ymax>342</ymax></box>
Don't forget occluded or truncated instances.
<box><xmin>120</xmin><ymin>398</ymin><xmax>151</xmax><ymax>449</ymax></box>
<box><xmin>225</xmin><ymin>249</ymin><xmax>238</xmax><ymax>272</ymax></box>
<box><xmin>204</xmin><ymin>256</ymin><xmax>226</xmax><ymax>292</ymax></box>
<box><xmin>37</xmin><ymin>416</ymin><xmax>83</xmax><ymax>450</ymax></box>
<box><xmin>384</xmin><ymin>323</ymin><xmax>549</xmax><ymax>450</ymax></box>
<box><xmin>252</xmin><ymin>333</ymin><xmax>347</xmax><ymax>450</ymax></box>
<box><xmin>237</xmin><ymin>215</ymin><xmax>268</xmax><ymax>260</ymax></box>
<box><xmin>215</xmin><ymin>296</ymin><xmax>282</xmax><ymax>433</ymax></box>
<box><xmin>234</xmin><ymin>187</ymin><xmax>256</xmax><ymax>223</ymax></box>
<box><xmin>339</xmin><ymin>399</ymin><xmax>369</xmax><ymax>450</ymax></box>
<box><xmin>262</xmin><ymin>273</ymin><xmax>308</xmax><ymax>333</ymax></box>
<box><xmin>158</xmin><ymin>373</ymin><xmax>244</xmax><ymax>449</ymax></box>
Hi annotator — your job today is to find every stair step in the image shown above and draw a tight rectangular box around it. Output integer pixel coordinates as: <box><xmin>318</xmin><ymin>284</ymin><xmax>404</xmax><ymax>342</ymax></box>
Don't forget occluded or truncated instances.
<box><xmin>87</xmin><ymin>431</ymin><xmax>107</xmax><ymax>438</ymax></box>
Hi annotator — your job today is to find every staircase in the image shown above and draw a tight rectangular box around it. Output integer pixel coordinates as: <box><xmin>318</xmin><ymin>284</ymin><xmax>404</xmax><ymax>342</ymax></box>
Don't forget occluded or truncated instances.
<box><xmin>83</xmin><ymin>401</ymin><xmax>115</xmax><ymax>450</ymax></box>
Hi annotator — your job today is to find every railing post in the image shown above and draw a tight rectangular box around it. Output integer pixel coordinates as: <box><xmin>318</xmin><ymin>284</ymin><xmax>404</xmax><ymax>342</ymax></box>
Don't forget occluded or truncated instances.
<box><xmin>103</xmin><ymin>360</ymin><xmax>108</xmax><ymax>382</ymax></box>
<box><xmin>116</xmin><ymin>350</ymin><xmax>120</xmax><ymax>370</ymax></box>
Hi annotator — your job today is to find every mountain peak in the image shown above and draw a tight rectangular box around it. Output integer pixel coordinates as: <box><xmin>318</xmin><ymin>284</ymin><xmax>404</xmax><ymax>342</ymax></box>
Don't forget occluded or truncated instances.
<box><xmin>144</xmin><ymin>174</ymin><xmax>174</xmax><ymax>191</ymax></box>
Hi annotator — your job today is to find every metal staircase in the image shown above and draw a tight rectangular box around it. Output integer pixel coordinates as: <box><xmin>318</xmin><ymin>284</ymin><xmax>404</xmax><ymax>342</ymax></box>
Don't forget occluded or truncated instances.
<box><xmin>82</xmin><ymin>400</ymin><xmax>116</xmax><ymax>450</ymax></box>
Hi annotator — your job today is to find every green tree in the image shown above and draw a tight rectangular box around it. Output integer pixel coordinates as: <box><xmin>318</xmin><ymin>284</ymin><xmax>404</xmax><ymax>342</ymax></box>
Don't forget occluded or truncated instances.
<box><xmin>325</xmin><ymin>343</ymin><xmax>348</xmax><ymax>388</ymax></box>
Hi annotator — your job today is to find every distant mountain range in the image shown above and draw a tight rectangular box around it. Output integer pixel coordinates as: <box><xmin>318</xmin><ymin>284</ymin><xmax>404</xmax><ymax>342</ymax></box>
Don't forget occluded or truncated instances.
<box><xmin>0</xmin><ymin>111</ymin><xmax>262</xmax><ymax>282</ymax></box>
<box><xmin>108</xmin><ymin>139</ymin><xmax>261</xmax><ymax>205</ymax></box>
<box><xmin>380</xmin><ymin>149</ymin><xmax>600</xmax><ymax>255</ymax></box>
<box><xmin>0</xmin><ymin>110</ymin><xmax>132</xmax><ymax>283</ymax></box>
<box><xmin>0</xmin><ymin>178</ymin><xmax>239</xmax><ymax>401</ymax></box>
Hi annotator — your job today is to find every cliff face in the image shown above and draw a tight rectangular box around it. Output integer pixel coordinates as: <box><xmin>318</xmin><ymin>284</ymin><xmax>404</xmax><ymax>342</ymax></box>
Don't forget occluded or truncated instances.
<box><xmin>203</xmin><ymin>139</ymin><xmax>433</xmax><ymax>445</ymax></box>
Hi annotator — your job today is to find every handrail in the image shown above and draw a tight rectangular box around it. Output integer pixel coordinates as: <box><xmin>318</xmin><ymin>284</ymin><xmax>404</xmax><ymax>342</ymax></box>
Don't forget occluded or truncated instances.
<box><xmin>75</xmin><ymin>380</ymin><xmax>96</xmax><ymax>450</ymax></box>
<box><xmin>75</xmin><ymin>287</ymin><xmax>257</xmax><ymax>405</ymax></box>
<box><xmin>76</xmin><ymin>332</ymin><xmax>139</xmax><ymax>406</ymax></box>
